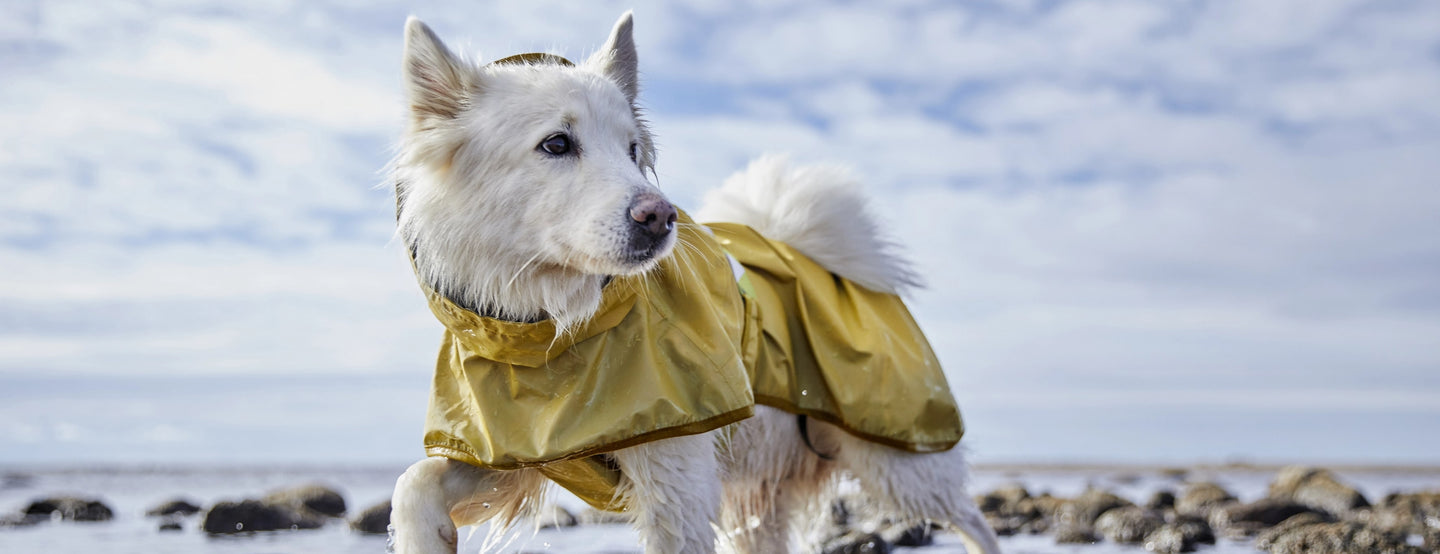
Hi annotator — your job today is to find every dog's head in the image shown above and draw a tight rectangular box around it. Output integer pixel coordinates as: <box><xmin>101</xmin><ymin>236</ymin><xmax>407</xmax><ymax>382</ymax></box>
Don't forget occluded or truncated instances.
<box><xmin>394</xmin><ymin>12</ymin><xmax>674</xmax><ymax>325</ymax></box>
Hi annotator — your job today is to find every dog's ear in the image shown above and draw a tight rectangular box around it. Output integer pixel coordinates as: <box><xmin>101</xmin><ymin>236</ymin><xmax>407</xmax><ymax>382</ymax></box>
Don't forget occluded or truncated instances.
<box><xmin>588</xmin><ymin>11</ymin><xmax>639</xmax><ymax>104</ymax></box>
<box><xmin>403</xmin><ymin>17</ymin><xmax>474</xmax><ymax>124</ymax></box>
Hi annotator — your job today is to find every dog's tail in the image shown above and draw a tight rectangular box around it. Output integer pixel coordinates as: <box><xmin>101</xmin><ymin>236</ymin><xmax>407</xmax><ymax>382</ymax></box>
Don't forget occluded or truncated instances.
<box><xmin>693</xmin><ymin>154</ymin><xmax>922</xmax><ymax>294</ymax></box>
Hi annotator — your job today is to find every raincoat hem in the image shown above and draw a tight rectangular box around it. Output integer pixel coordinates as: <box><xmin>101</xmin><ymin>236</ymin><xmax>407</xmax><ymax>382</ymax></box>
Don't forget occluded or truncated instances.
<box><xmin>754</xmin><ymin>394</ymin><xmax>960</xmax><ymax>454</ymax></box>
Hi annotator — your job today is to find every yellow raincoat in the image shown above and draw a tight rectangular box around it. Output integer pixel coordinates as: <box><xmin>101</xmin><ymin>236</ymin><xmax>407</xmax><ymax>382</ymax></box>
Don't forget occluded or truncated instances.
<box><xmin>417</xmin><ymin>215</ymin><xmax>962</xmax><ymax>511</ymax></box>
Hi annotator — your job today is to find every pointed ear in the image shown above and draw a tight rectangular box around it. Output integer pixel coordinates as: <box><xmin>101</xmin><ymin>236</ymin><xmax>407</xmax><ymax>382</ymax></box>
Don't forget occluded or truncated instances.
<box><xmin>403</xmin><ymin>17</ymin><xmax>474</xmax><ymax>123</ymax></box>
<box><xmin>588</xmin><ymin>11</ymin><xmax>639</xmax><ymax>104</ymax></box>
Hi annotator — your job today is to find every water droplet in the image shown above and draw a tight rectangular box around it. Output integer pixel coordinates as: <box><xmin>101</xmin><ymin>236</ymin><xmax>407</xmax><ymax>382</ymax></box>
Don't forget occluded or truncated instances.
<box><xmin>482</xmin><ymin>502</ymin><xmax>490</xmax><ymax>508</ymax></box>
<box><xmin>800</xmin><ymin>389</ymin><xmax>808</xmax><ymax>396</ymax></box>
<box><xmin>235</xmin><ymin>522</ymin><xmax>243</xmax><ymax>530</ymax></box>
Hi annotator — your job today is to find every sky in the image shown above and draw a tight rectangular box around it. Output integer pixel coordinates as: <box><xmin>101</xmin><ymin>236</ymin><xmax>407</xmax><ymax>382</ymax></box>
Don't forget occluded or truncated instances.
<box><xmin>2</xmin><ymin>0</ymin><xmax>1439</xmax><ymax>466</ymax></box>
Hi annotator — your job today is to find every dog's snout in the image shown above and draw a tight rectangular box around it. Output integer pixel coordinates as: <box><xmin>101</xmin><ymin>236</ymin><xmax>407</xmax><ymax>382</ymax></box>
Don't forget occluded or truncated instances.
<box><xmin>630</xmin><ymin>196</ymin><xmax>677</xmax><ymax>238</ymax></box>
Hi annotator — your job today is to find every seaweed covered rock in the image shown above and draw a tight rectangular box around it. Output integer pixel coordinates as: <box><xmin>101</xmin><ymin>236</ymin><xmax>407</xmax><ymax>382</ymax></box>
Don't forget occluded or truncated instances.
<box><xmin>1267</xmin><ymin>466</ymin><xmax>1369</xmax><ymax>516</ymax></box>
<box><xmin>146</xmin><ymin>498</ymin><xmax>203</xmax><ymax>517</ymax></box>
<box><xmin>1175</xmin><ymin>482</ymin><xmax>1236</xmax><ymax>517</ymax></box>
<box><xmin>1095</xmin><ymin>506</ymin><xmax>1163</xmax><ymax>544</ymax></box>
<box><xmin>1255</xmin><ymin>512</ymin><xmax>1333</xmax><ymax>550</ymax></box>
<box><xmin>1262</xmin><ymin>520</ymin><xmax>1424</xmax><ymax>554</ymax></box>
<box><xmin>1057</xmin><ymin>487</ymin><xmax>1133</xmax><ymax>528</ymax></box>
<box><xmin>1210</xmin><ymin>497</ymin><xmax>1323</xmax><ymax>538</ymax></box>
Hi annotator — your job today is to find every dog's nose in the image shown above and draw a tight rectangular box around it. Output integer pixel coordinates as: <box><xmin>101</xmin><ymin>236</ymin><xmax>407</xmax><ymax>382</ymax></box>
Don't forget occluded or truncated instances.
<box><xmin>630</xmin><ymin>196</ymin><xmax>677</xmax><ymax>238</ymax></box>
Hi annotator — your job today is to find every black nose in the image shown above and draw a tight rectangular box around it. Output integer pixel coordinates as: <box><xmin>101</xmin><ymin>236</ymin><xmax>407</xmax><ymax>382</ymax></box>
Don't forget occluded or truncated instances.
<box><xmin>630</xmin><ymin>196</ymin><xmax>677</xmax><ymax>238</ymax></box>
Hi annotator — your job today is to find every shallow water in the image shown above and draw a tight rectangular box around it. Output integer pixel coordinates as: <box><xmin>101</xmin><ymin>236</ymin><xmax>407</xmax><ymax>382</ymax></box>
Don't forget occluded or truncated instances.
<box><xmin>1</xmin><ymin>465</ymin><xmax>1436</xmax><ymax>553</ymax></box>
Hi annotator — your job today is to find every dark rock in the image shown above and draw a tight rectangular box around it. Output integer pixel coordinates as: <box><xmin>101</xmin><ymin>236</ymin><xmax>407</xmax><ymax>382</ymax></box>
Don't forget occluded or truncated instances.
<box><xmin>1210</xmin><ymin>497</ymin><xmax>1324</xmax><ymax>538</ymax></box>
<box><xmin>821</xmin><ymin>531</ymin><xmax>891</xmax><ymax>554</ymax></box>
<box><xmin>146</xmin><ymin>498</ymin><xmax>203</xmax><ymax>517</ymax></box>
<box><xmin>349</xmin><ymin>500</ymin><xmax>391</xmax><ymax>535</ymax></box>
<box><xmin>1056</xmin><ymin>487</ymin><xmax>1133</xmax><ymax>527</ymax></box>
<box><xmin>158</xmin><ymin>520</ymin><xmax>183</xmax><ymax>532</ymax></box>
<box><xmin>1267</xmin><ymin>466</ymin><xmax>1369</xmax><ymax>516</ymax></box>
<box><xmin>262</xmin><ymin>484</ymin><xmax>347</xmax><ymax>518</ymax></box>
<box><xmin>1255</xmin><ymin>512</ymin><xmax>1332</xmax><ymax>550</ymax></box>
<box><xmin>535</xmin><ymin>504</ymin><xmax>577</xmax><ymax>529</ymax></box>
<box><xmin>1</xmin><ymin>473</ymin><xmax>34</xmax><ymax>489</ymax></box>
<box><xmin>0</xmin><ymin>512</ymin><xmax>42</xmax><ymax>528</ymax></box>
<box><xmin>1053</xmin><ymin>522</ymin><xmax>1099</xmax><ymax>544</ymax></box>
<box><xmin>1263</xmin><ymin>521</ymin><xmax>1424</xmax><ymax>554</ymax></box>
<box><xmin>976</xmin><ymin>483</ymin><xmax>1029</xmax><ymax>513</ymax></box>
<box><xmin>1095</xmin><ymin>506</ymin><xmax>1164</xmax><ymax>544</ymax></box>
<box><xmin>1175</xmin><ymin>482</ymin><xmax>1236</xmax><ymax>517</ymax></box>
<box><xmin>23</xmin><ymin>496</ymin><xmax>114</xmax><ymax>522</ymax></box>
<box><xmin>1146</xmin><ymin>490</ymin><xmax>1176</xmax><ymax>511</ymax></box>
<box><xmin>976</xmin><ymin>483</ymin><xmax>1046</xmax><ymax>535</ymax></box>
<box><xmin>1143</xmin><ymin>525</ymin><xmax>1193</xmax><ymax>553</ymax></box>
<box><xmin>1165</xmin><ymin>513</ymin><xmax>1215</xmax><ymax>546</ymax></box>
<box><xmin>202</xmin><ymin>499</ymin><xmax>325</xmax><ymax>534</ymax></box>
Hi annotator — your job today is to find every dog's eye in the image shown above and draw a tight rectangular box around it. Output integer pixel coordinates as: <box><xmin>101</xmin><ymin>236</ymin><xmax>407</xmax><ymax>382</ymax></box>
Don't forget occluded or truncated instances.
<box><xmin>629</xmin><ymin>142</ymin><xmax>639</xmax><ymax>165</ymax></box>
<box><xmin>539</xmin><ymin>134</ymin><xmax>572</xmax><ymax>156</ymax></box>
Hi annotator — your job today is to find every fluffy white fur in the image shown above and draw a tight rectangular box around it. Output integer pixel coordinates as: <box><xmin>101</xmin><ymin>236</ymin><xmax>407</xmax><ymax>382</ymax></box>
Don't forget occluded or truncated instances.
<box><xmin>388</xmin><ymin>11</ymin><xmax>1001</xmax><ymax>554</ymax></box>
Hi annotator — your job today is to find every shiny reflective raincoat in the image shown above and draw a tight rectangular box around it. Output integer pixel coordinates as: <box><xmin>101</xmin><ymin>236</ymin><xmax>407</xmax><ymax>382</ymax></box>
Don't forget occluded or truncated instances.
<box><xmin>417</xmin><ymin>215</ymin><xmax>962</xmax><ymax>511</ymax></box>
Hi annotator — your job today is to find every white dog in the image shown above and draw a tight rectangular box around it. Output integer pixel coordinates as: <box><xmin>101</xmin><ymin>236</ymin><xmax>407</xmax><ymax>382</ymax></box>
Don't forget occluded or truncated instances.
<box><xmin>387</xmin><ymin>11</ymin><xmax>1001</xmax><ymax>554</ymax></box>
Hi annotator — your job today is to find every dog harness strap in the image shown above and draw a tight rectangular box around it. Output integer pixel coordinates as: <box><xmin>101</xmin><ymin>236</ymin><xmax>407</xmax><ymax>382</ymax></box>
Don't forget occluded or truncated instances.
<box><xmin>796</xmin><ymin>414</ymin><xmax>836</xmax><ymax>461</ymax></box>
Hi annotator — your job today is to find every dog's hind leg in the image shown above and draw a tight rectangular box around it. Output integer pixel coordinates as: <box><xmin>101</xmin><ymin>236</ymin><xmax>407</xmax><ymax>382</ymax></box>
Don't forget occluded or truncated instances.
<box><xmin>612</xmin><ymin>432</ymin><xmax>723</xmax><ymax>554</ymax></box>
<box><xmin>820</xmin><ymin>425</ymin><xmax>1003</xmax><ymax>554</ymax></box>
<box><xmin>390</xmin><ymin>457</ymin><xmax>545</xmax><ymax>554</ymax></box>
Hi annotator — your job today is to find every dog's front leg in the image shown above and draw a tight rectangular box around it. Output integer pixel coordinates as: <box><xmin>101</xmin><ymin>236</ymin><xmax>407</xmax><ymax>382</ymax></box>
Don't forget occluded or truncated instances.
<box><xmin>389</xmin><ymin>457</ymin><xmax>494</xmax><ymax>554</ymax></box>
<box><xmin>612</xmin><ymin>432</ymin><xmax>723</xmax><ymax>554</ymax></box>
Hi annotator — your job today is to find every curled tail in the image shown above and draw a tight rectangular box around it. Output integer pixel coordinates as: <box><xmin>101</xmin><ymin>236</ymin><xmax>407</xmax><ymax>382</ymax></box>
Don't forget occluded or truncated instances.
<box><xmin>694</xmin><ymin>155</ymin><xmax>922</xmax><ymax>295</ymax></box>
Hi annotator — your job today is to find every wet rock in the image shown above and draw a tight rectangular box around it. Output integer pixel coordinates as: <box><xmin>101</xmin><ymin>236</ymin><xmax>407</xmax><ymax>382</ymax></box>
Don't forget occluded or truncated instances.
<box><xmin>976</xmin><ymin>483</ymin><xmax>1045</xmax><ymax>535</ymax></box>
<box><xmin>1142</xmin><ymin>525</ymin><xmax>1193</xmax><ymax>553</ymax></box>
<box><xmin>1255</xmin><ymin>512</ymin><xmax>1332</xmax><ymax>550</ymax></box>
<box><xmin>23</xmin><ymin>496</ymin><xmax>114</xmax><ymax>522</ymax></box>
<box><xmin>1056</xmin><ymin>487</ymin><xmax>1133</xmax><ymax>527</ymax></box>
<box><xmin>1210</xmin><ymin>497</ymin><xmax>1323</xmax><ymax>538</ymax></box>
<box><xmin>1263</xmin><ymin>521</ymin><xmax>1424</xmax><ymax>554</ymax></box>
<box><xmin>1164</xmin><ymin>513</ymin><xmax>1215</xmax><ymax>546</ymax></box>
<box><xmin>1145</xmin><ymin>490</ymin><xmax>1176</xmax><ymax>511</ymax></box>
<box><xmin>0</xmin><ymin>512</ymin><xmax>41</xmax><ymax>528</ymax></box>
<box><xmin>202</xmin><ymin>499</ymin><xmax>325</xmax><ymax>534</ymax></box>
<box><xmin>1053</xmin><ymin>522</ymin><xmax>1099</xmax><ymax>544</ymax></box>
<box><xmin>535</xmin><ymin>504</ymin><xmax>577</xmax><ymax>529</ymax></box>
<box><xmin>1362</xmin><ymin>490</ymin><xmax>1440</xmax><ymax>536</ymax></box>
<box><xmin>262</xmin><ymin>484</ymin><xmax>347</xmax><ymax>518</ymax></box>
<box><xmin>1158</xmin><ymin>467</ymin><xmax>1189</xmax><ymax>481</ymax></box>
<box><xmin>1095</xmin><ymin>506</ymin><xmax>1164</xmax><ymax>544</ymax></box>
<box><xmin>158</xmin><ymin>519</ymin><xmax>183</xmax><ymax>532</ymax></box>
<box><xmin>349</xmin><ymin>500</ymin><xmax>391</xmax><ymax>535</ymax></box>
<box><xmin>146</xmin><ymin>498</ymin><xmax>202</xmax><ymax>517</ymax></box>
<box><xmin>821</xmin><ymin>531</ymin><xmax>891</xmax><ymax>554</ymax></box>
<box><xmin>1175</xmin><ymin>482</ymin><xmax>1236</xmax><ymax>517</ymax></box>
<box><xmin>1267</xmin><ymin>466</ymin><xmax>1369</xmax><ymax>516</ymax></box>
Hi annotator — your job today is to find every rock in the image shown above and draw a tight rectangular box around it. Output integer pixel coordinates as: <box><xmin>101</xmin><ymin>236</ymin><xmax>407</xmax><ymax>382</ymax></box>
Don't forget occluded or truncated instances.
<box><xmin>349</xmin><ymin>500</ymin><xmax>391</xmax><ymax>535</ymax></box>
<box><xmin>1053</xmin><ymin>522</ymin><xmax>1099</xmax><ymax>544</ymax></box>
<box><xmin>877</xmin><ymin>522</ymin><xmax>933</xmax><ymax>547</ymax></box>
<box><xmin>1263</xmin><ymin>521</ymin><xmax>1424</xmax><ymax>554</ymax></box>
<box><xmin>1255</xmin><ymin>512</ymin><xmax>1332</xmax><ymax>550</ymax></box>
<box><xmin>23</xmin><ymin>496</ymin><xmax>114</xmax><ymax>522</ymax></box>
<box><xmin>1143</xmin><ymin>525</ymin><xmax>1192</xmax><ymax>553</ymax></box>
<box><xmin>1</xmin><ymin>473</ymin><xmax>34</xmax><ymax>489</ymax></box>
<box><xmin>976</xmin><ymin>483</ymin><xmax>1045</xmax><ymax>535</ymax></box>
<box><xmin>1363</xmin><ymin>490</ymin><xmax>1440</xmax><ymax>535</ymax></box>
<box><xmin>146</xmin><ymin>498</ymin><xmax>203</xmax><ymax>517</ymax></box>
<box><xmin>202</xmin><ymin>499</ymin><xmax>325</xmax><ymax>533</ymax></box>
<box><xmin>158</xmin><ymin>520</ymin><xmax>183</xmax><ymax>532</ymax></box>
<box><xmin>534</xmin><ymin>504</ymin><xmax>577</xmax><ymax>529</ymax></box>
<box><xmin>1145</xmin><ymin>490</ymin><xmax>1176</xmax><ymax>511</ymax></box>
<box><xmin>1175</xmin><ymin>482</ymin><xmax>1236</xmax><ymax>517</ymax></box>
<box><xmin>1165</xmin><ymin>513</ymin><xmax>1215</xmax><ymax>546</ymax></box>
<box><xmin>1095</xmin><ymin>506</ymin><xmax>1164</xmax><ymax>544</ymax></box>
<box><xmin>0</xmin><ymin>512</ymin><xmax>41</xmax><ymax>528</ymax></box>
<box><xmin>1056</xmin><ymin>487</ymin><xmax>1133</xmax><ymax>527</ymax></box>
<box><xmin>821</xmin><ymin>531</ymin><xmax>891</xmax><ymax>554</ymax></box>
<box><xmin>262</xmin><ymin>484</ymin><xmax>347</xmax><ymax>518</ymax></box>
<box><xmin>1267</xmin><ymin>466</ymin><xmax>1369</xmax><ymax>516</ymax></box>
<box><xmin>1158</xmin><ymin>468</ymin><xmax>1189</xmax><ymax>481</ymax></box>
<box><xmin>1210</xmin><ymin>497</ymin><xmax>1323</xmax><ymax>538</ymax></box>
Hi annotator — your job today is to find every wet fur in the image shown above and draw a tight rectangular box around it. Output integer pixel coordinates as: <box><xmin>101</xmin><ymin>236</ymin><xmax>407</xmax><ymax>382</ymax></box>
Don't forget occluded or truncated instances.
<box><xmin>388</xmin><ymin>11</ymin><xmax>1001</xmax><ymax>554</ymax></box>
